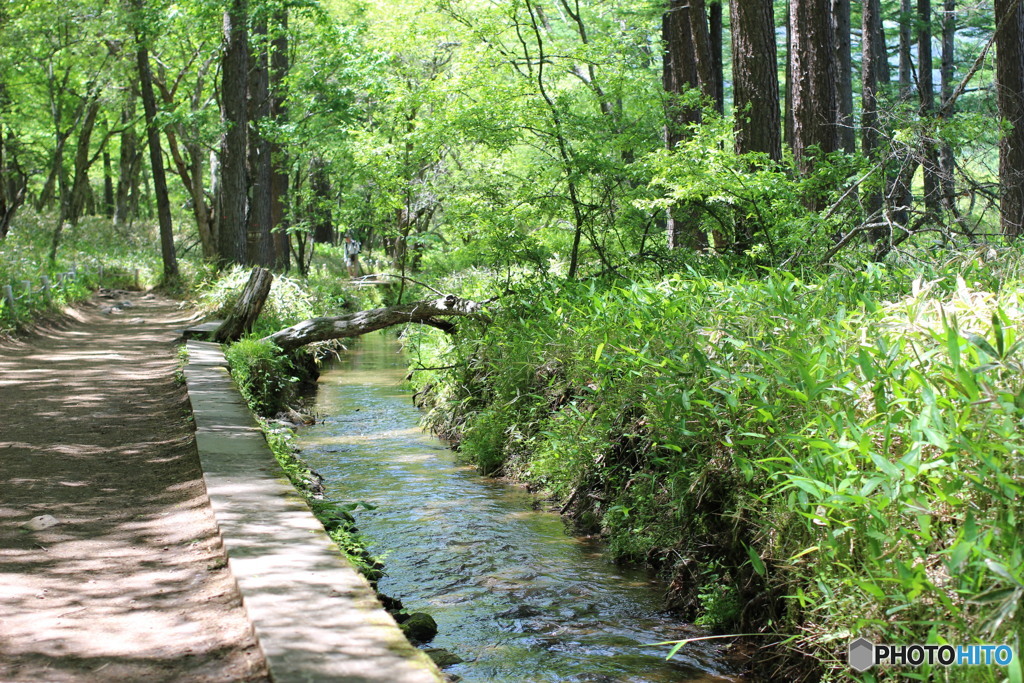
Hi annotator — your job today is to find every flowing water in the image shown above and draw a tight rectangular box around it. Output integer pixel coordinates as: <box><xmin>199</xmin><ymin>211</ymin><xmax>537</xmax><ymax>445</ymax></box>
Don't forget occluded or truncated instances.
<box><xmin>297</xmin><ymin>332</ymin><xmax>738</xmax><ymax>682</ymax></box>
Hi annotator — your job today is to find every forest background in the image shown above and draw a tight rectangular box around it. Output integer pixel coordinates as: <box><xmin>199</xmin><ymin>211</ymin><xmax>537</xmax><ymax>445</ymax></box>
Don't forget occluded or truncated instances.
<box><xmin>1</xmin><ymin>0</ymin><xmax>1023</xmax><ymax>680</ymax></box>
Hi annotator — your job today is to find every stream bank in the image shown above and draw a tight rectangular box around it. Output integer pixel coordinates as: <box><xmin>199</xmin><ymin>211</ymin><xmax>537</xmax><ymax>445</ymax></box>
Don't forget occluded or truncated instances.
<box><xmin>295</xmin><ymin>332</ymin><xmax>739</xmax><ymax>682</ymax></box>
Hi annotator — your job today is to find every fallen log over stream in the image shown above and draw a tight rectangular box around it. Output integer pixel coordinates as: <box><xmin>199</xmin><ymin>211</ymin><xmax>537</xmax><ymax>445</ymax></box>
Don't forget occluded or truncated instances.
<box><xmin>261</xmin><ymin>294</ymin><xmax>484</xmax><ymax>352</ymax></box>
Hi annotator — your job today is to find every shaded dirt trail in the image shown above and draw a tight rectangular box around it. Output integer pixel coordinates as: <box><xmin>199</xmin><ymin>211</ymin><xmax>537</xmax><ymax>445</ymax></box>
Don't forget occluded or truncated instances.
<box><xmin>0</xmin><ymin>293</ymin><xmax>269</xmax><ymax>682</ymax></box>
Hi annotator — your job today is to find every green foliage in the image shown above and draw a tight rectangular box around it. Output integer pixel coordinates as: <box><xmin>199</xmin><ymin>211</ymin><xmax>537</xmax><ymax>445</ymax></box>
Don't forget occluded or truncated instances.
<box><xmin>412</xmin><ymin>250</ymin><xmax>1024</xmax><ymax>676</ymax></box>
<box><xmin>0</xmin><ymin>211</ymin><xmax>175</xmax><ymax>331</ymax></box>
<box><xmin>225</xmin><ymin>337</ymin><xmax>295</xmax><ymax>416</ymax></box>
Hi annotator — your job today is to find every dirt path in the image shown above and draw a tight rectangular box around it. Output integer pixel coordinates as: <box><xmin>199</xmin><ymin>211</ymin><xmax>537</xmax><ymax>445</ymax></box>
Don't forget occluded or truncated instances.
<box><xmin>0</xmin><ymin>292</ymin><xmax>269</xmax><ymax>682</ymax></box>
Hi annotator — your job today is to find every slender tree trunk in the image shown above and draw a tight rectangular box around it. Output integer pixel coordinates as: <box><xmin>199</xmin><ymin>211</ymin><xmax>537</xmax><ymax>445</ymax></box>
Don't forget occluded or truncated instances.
<box><xmin>784</xmin><ymin>1</ymin><xmax>794</xmax><ymax>146</ymax></box>
<box><xmin>135</xmin><ymin>8</ymin><xmax>178</xmax><ymax>281</ymax></box>
<box><xmin>219</xmin><ymin>0</ymin><xmax>249</xmax><ymax>265</ymax></box>
<box><xmin>688</xmin><ymin>0</ymin><xmax>718</xmax><ymax>104</ymax></box>
<box><xmin>66</xmin><ymin>97</ymin><xmax>101</xmax><ymax>226</ymax></box>
<box><xmin>0</xmin><ymin>130</ymin><xmax>26</xmax><ymax>240</ymax></box>
<box><xmin>270</xmin><ymin>7</ymin><xmax>290</xmax><ymax>271</ymax></box>
<box><xmin>919</xmin><ymin>0</ymin><xmax>941</xmax><ymax>212</ymax></box>
<box><xmin>709</xmin><ymin>1</ymin><xmax>724</xmax><ymax>113</ymax></box>
<box><xmin>115</xmin><ymin>93</ymin><xmax>139</xmax><ymax>229</ymax></box>
<box><xmin>789</xmin><ymin>0</ymin><xmax>840</xmax><ymax>185</ymax></box>
<box><xmin>862</xmin><ymin>0</ymin><xmax>885</xmax><ymax>234</ymax></box>
<box><xmin>996</xmin><ymin>0</ymin><xmax>1024</xmax><ymax>239</ymax></box>
<box><xmin>102</xmin><ymin>146</ymin><xmax>114</xmax><ymax>217</ymax></box>
<box><xmin>899</xmin><ymin>0</ymin><xmax>914</xmax><ymax>99</ymax></box>
<box><xmin>247</xmin><ymin>20</ymin><xmax>273</xmax><ymax>267</ymax></box>
<box><xmin>833</xmin><ymin>0</ymin><xmax>855</xmax><ymax>153</ymax></box>
<box><xmin>309</xmin><ymin>156</ymin><xmax>334</xmax><ymax>245</ymax></box>
<box><xmin>890</xmin><ymin>0</ymin><xmax>916</xmax><ymax>226</ymax></box>
<box><xmin>938</xmin><ymin>0</ymin><xmax>957</xmax><ymax>215</ymax></box>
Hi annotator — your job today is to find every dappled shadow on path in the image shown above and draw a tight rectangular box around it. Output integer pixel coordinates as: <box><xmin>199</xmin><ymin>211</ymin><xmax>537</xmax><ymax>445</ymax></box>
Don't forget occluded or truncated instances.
<box><xmin>0</xmin><ymin>296</ymin><xmax>268</xmax><ymax>682</ymax></box>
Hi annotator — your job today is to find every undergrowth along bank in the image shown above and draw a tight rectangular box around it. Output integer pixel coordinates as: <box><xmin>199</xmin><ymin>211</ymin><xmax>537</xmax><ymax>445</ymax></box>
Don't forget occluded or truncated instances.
<box><xmin>408</xmin><ymin>252</ymin><xmax>1024</xmax><ymax>681</ymax></box>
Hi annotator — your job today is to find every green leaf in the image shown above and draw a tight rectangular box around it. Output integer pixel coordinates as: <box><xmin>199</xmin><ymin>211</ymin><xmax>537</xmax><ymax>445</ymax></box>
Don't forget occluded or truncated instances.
<box><xmin>993</xmin><ymin>311</ymin><xmax>1005</xmax><ymax>358</ymax></box>
<box><xmin>966</xmin><ymin>332</ymin><xmax>998</xmax><ymax>358</ymax></box>
<box><xmin>593</xmin><ymin>342</ymin><xmax>605</xmax><ymax>363</ymax></box>
<box><xmin>746</xmin><ymin>544</ymin><xmax>767</xmax><ymax>577</ymax></box>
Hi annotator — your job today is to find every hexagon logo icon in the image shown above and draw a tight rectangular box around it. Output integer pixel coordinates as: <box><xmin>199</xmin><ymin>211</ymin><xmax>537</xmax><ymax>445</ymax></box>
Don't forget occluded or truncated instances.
<box><xmin>848</xmin><ymin>638</ymin><xmax>876</xmax><ymax>672</ymax></box>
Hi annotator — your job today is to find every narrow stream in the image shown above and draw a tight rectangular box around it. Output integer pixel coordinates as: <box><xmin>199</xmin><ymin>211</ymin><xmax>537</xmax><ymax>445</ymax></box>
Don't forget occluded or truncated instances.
<box><xmin>297</xmin><ymin>332</ymin><xmax>738</xmax><ymax>682</ymax></box>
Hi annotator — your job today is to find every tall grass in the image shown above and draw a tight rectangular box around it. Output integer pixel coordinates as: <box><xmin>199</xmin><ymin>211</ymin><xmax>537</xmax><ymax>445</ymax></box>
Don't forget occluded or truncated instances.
<box><xmin>410</xmin><ymin>251</ymin><xmax>1024</xmax><ymax>680</ymax></box>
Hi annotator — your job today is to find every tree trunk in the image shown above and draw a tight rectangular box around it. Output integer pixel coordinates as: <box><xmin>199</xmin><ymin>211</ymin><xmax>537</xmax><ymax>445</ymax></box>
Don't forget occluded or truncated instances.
<box><xmin>731</xmin><ymin>0</ymin><xmax>781</xmax><ymax>251</ymax></box>
<box><xmin>270</xmin><ymin>7</ymin><xmax>290</xmax><ymax>271</ymax></box>
<box><xmin>861</xmin><ymin>0</ymin><xmax>884</xmax><ymax>234</ymax></box>
<box><xmin>263</xmin><ymin>294</ymin><xmax>483</xmax><ymax>353</ymax></box>
<box><xmin>115</xmin><ymin>93</ymin><xmax>140</xmax><ymax>229</ymax></box>
<box><xmin>997</xmin><ymin>0</ymin><xmax>1024</xmax><ymax>239</ymax></box>
<box><xmin>135</xmin><ymin>12</ymin><xmax>178</xmax><ymax>281</ymax></box>
<box><xmin>214</xmin><ymin>267</ymin><xmax>274</xmax><ymax>343</ymax></box>
<box><xmin>789</xmin><ymin>0</ymin><xmax>840</xmax><ymax>185</ymax></box>
<box><xmin>247</xmin><ymin>20</ymin><xmax>273</xmax><ymax>267</ymax></box>
<box><xmin>102</xmin><ymin>146</ymin><xmax>114</xmax><ymax>218</ymax></box>
<box><xmin>219</xmin><ymin>0</ymin><xmax>249</xmax><ymax>266</ymax></box>
<box><xmin>938</xmin><ymin>0</ymin><xmax>957</xmax><ymax>215</ymax></box>
<box><xmin>663</xmin><ymin>0</ymin><xmax>708</xmax><ymax>250</ymax></box>
<box><xmin>309</xmin><ymin>156</ymin><xmax>334</xmax><ymax>244</ymax></box>
<box><xmin>688</xmin><ymin>0</ymin><xmax>718</xmax><ymax>104</ymax></box>
<box><xmin>0</xmin><ymin>130</ymin><xmax>26</xmax><ymax>240</ymax></box>
<box><xmin>919</xmin><ymin>0</ymin><xmax>941</xmax><ymax>212</ymax></box>
<box><xmin>888</xmin><ymin>0</ymin><xmax>917</xmax><ymax>226</ymax></box>
<box><xmin>66</xmin><ymin>97</ymin><xmax>101</xmax><ymax>226</ymax></box>
<box><xmin>709</xmin><ymin>1</ymin><xmax>724</xmax><ymax>113</ymax></box>
<box><xmin>833</xmin><ymin>0</ymin><xmax>855</xmax><ymax>153</ymax></box>
<box><xmin>732</xmin><ymin>0</ymin><xmax>781</xmax><ymax>161</ymax></box>
<box><xmin>899</xmin><ymin>0</ymin><xmax>914</xmax><ymax>99</ymax></box>
<box><xmin>784</xmin><ymin>1</ymin><xmax>793</xmax><ymax>146</ymax></box>
<box><xmin>663</xmin><ymin>0</ymin><xmax>700</xmax><ymax>149</ymax></box>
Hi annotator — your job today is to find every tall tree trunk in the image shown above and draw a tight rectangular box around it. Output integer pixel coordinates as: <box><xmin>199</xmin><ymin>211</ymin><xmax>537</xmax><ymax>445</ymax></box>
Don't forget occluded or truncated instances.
<box><xmin>114</xmin><ymin>93</ymin><xmax>140</xmax><ymax>229</ymax></box>
<box><xmin>918</xmin><ymin>0</ymin><xmax>941</xmax><ymax>212</ymax></box>
<box><xmin>789</xmin><ymin>0</ymin><xmax>840</xmax><ymax>186</ymax></box>
<box><xmin>270</xmin><ymin>7</ymin><xmax>290</xmax><ymax>271</ymax></box>
<box><xmin>889</xmin><ymin>0</ymin><xmax>916</xmax><ymax>226</ymax></box>
<box><xmin>862</xmin><ymin>0</ymin><xmax>885</xmax><ymax>234</ymax></box>
<box><xmin>663</xmin><ymin>0</ymin><xmax>707</xmax><ymax>250</ymax></box>
<box><xmin>899</xmin><ymin>0</ymin><xmax>914</xmax><ymax>99</ymax></box>
<box><xmin>732</xmin><ymin>0</ymin><xmax>781</xmax><ymax>161</ymax></box>
<box><xmin>784</xmin><ymin>1</ymin><xmax>794</xmax><ymax>146</ymax></box>
<box><xmin>833</xmin><ymin>0</ymin><xmax>855</xmax><ymax>153</ymax></box>
<box><xmin>709</xmin><ymin>1</ymin><xmax>724</xmax><ymax>113</ymax></box>
<box><xmin>66</xmin><ymin>97</ymin><xmax>101</xmax><ymax>226</ymax></box>
<box><xmin>996</xmin><ymin>0</ymin><xmax>1024</xmax><ymax>239</ymax></box>
<box><xmin>688</xmin><ymin>0</ymin><xmax>718</xmax><ymax>104</ymax></box>
<box><xmin>219</xmin><ymin>0</ymin><xmax>249</xmax><ymax>266</ymax></box>
<box><xmin>135</xmin><ymin>6</ymin><xmax>178</xmax><ymax>281</ymax></box>
<box><xmin>938</xmin><ymin>0</ymin><xmax>957</xmax><ymax>215</ymax></box>
<box><xmin>247</xmin><ymin>20</ymin><xmax>273</xmax><ymax>267</ymax></box>
<box><xmin>663</xmin><ymin>0</ymin><xmax>700</xmax><ymax>150</ymax></box>
<box><xmin>309</xmin><ymin>156</ymin><xmax>334</xmax><ymax>245</ymax></box>
<box><xmin>0</xmin><ymin>130</ymin><xmax>26</xmax><ymax>240</ymax></box>
<box><xmin>731</xmin><ymin>0</ymin><xmax>781</xmax><ymax>252</ymax></box>
<box><xmin>102</xmin><ymin>146</ymin><xmax>114</xmax><ymax>217</ymax></box>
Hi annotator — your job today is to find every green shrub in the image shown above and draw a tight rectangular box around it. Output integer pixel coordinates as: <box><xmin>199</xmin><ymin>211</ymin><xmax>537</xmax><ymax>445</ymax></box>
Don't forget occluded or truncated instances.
<box><xmin>225</xmin><ymin>337</ymin><xmax>295</xmax><ymax>416</ymax></box>
<box><xmin>410</xmin><ymin>251</ymin><xmax>1024</xmax><ymax>678</ymax></box>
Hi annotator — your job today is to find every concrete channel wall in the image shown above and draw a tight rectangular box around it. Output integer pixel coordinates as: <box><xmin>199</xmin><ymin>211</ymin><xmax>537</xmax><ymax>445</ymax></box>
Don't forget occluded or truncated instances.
<box><xmin>183</xmin><ymin>340</ymin><xmax>442</xmax><ymax>683</ymax></box>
